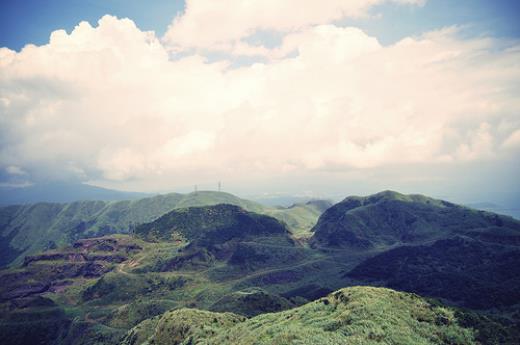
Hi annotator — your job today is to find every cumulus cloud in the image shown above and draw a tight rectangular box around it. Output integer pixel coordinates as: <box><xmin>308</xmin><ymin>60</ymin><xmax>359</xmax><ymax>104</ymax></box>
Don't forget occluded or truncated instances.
<box><xmin>0</xmin><ymin>7</ymin><xmax>519</xmax><ymax>190</ymax></box>
<box><xmin>163</xmin><ymin>0</ymin><xmax>424</xmax><ymax>54</ymax></box>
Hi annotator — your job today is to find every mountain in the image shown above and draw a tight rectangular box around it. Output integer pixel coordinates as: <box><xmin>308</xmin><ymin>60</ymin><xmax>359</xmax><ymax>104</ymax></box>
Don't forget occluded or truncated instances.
<box><xmin>0</xmin><ymin>191</ymin><xmax>328</xmax><ymax>268</ymax></box>
<box><xmin>310</xmin><ymin>190</ymin><xmax>520</xmax><ymax>249</ymax></box>
<box><xmin>121</xmin><ymin>286</ymin><xmax>510</xmax><ymax>345</ymax></box>
<box><xmin>266</xmin><ymin>199</ymin><xmax>333</xmax><ymax>238</ymax></box>
<box><xmin>0</xmin><ymin>182</ymin><xmax>148</xmax><ymax>205</ymax></box>
<box><xmin>1</xmin><ymin>190</ymin><xmax>519</xmax><ymax>345</ymax></box>
<box><xmin>466</xmin><ymin>201</ymin><xmax>520</xmax><ymax>220</ymax></box>
<box><xmin>134</xmin><ymin>204</ymin><xmax>290</xmax><ymax>244</ymax></box>
<box><xmin>134</xmin><ymin>204</ymin><xmax>295</xmax><ymax>269</ymax></box>
<box><xmin>310</xmin><ymin>190</ymin><xmax>520</xmax><ymax>309</ymax></box>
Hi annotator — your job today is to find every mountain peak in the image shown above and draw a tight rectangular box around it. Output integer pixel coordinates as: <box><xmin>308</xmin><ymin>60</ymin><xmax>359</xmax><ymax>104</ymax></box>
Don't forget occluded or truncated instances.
<box><xmin>134</xmin><ymin>204</ymin><xmax>289</xmax><ymax>244</ymax></box>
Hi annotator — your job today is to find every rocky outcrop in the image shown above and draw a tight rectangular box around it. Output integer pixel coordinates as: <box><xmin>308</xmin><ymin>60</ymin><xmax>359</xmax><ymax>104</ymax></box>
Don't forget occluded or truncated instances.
<box><xmin>0</xmin><ymin>236</ymin><xmax>143</xmax><ymax>303</ymax></box>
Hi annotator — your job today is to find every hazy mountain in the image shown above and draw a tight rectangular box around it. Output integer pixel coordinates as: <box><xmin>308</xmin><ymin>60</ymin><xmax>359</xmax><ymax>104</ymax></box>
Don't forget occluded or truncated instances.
<box><xmin>466</xmin><ymin>201</ymin><xmax>520</xmax><ymax>220</ymax></box>
<box><xmin>0</xmin><ymin>182</ymin><xmax>148</xmax><ymax>205</ymax></box>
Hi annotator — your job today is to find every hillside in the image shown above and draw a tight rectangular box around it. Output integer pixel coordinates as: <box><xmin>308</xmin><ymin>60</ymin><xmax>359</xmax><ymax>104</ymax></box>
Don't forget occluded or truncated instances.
<box><xmin>346</xmin><ymin>236</ymin><xmax>520</xmax><ymax>309</ymax></box>
<box><xmin>122</xmin><ymin>286</ymin><xmax>511</xmax><ymax>345</ymax></box>
<box><xmin>310</xmin><ymin>190</ymin><xmax>520</xmax><ymax>309</ymax></box>
<box><xmin>0</xmin><ymin>191</ymin><xmax>328</xmax><ymax>267</ymax></box>
<box><xmin>1</xmin><ymin>190</ymin><xmax>520</xmax><ymax>345</ymax></box>
<box><xmin>310</xmin><ymin>190</ymin><xmax>520</xmax><ymax>249</ymax></box>
<box><xmin>134</xmin><ymin>204</ymin><xmax>289</xmax><ymax>243</ymax></box>
<box><xmin>134</xmin><ymin>204</ymin><xmax>295</xmax><ymax>267</ymax></box>
<box><xmin>265</xmin><ymin>200</ymin><xmax>333</xmax><ymax>238</ymax></box>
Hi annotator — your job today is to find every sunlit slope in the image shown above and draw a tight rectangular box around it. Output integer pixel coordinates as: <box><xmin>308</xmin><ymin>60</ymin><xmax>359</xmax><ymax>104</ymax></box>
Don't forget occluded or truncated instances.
<box><xmin>123</xmin><ymin>286</ymin><xmax>503</xmax><ymax>345</ymax></box>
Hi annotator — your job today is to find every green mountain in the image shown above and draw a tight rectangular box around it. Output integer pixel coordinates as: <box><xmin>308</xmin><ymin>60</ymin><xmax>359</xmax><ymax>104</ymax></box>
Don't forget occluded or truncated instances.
<box><xmin>133</xmin><ymin>204</ymin><xmax>296</xmax><ymax>270</ymax></box>
<box><xmin>310</xmin><ymin>190</ymin><xmax>520</xmax><ymax>249</ymax></box>
<box><xmin>134</xmin><ymin>204</ymin><xmax>290</xmax><ymax>244</ymax></box>
<box><xmin>310</xmin><ymin>190</ymin><xmax>520</xmax><ymax>309</ymax></box>
<box><xmin>121</xmin><ymin>286</ymin><xmax>510</xmax><ymax>345</ymax></box>
<box><xmin>1</xmin><ymin>190</ymin><xmax>519</xmax><ymax>345</ymax></box>
<box><xmin>0</xmin><ymin>191</ymin><xmax>328</xmax><ymax>268</ymax></box>
<box><xmin>265</xmin><ymin>200</ymin><xmax>332</xmax><ymax>238</ymax></box>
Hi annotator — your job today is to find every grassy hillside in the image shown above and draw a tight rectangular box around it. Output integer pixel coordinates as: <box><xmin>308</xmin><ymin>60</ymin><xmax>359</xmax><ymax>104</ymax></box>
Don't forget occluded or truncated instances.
<box><xmin>124</xmin><ymin>286</ymin><xmax>510</xmax><ymax>345</ymax></box>
<box><xmin>347</xmin><ymin>236</ymin><xmax>520</xmax><ymax>309</ymax></box>
<box><xmin>134</xmin><ymin>204</ymin><xmax>289</xmax><ymax>243</ymax></box>
<box><xmin>311</xmin><ymin>190</ymin><xmax>520</xmax><ymax>249</ymax></box>
<box><xmin>265</xmin><ymin>200</ymin><xmax>332</xmax><ymax>238</ymax></box>
<box><xmin>310</xmin><ymin>190</ymin><xmax>520</xmax><ymax>310</ymax></box>
<box><xmin>0</xmin><ymin>191</ymin><xmax>329</xmax><ymax>267</ymax></box>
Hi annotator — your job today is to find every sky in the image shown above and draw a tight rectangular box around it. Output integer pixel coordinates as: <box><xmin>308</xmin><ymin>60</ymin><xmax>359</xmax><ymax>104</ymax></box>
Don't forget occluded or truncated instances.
<box><xmin>0</xmin><ymin>0</ymin><xmax>519</xmax><ymax>205</ymax></box>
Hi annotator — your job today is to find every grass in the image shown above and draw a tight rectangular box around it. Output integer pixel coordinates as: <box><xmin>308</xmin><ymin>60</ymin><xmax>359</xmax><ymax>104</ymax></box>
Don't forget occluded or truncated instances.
<box><xmin>135</xmin><ymin>286</ymin><xmax>480</xmax><ymax>345</ymax></box>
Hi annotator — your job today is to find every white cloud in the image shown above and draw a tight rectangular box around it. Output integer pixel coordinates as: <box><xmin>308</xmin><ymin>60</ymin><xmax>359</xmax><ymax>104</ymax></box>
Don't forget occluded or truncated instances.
<box><xmin>5</xmin><ymin>166</ymin><xmax>27</xmax><ymax>175</ymax></box>
<box><xmin>502</xmin><ymin>129</ymin><xmax>520</xmax><ymax>149</ymax></box>
<box><xmin>0</xmin><ymin>11</ymin><xmax>519</xmax><ymax>190</ymax></box>
<box><xmin>163</xmin><ymin>0</ymin><xmax>424</xmax><ymax>54</ymax></box>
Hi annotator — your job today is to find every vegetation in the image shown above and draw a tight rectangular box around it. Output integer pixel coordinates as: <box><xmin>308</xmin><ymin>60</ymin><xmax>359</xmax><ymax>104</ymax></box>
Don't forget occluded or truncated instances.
<box><xmin>347</xmin><ymin>236</ymin><xmax>520</xmax><ymax>309</ymax></box>
<box><xmin>0</xmin><ymin>191</ymin><xmax>327</xmax><ymax>267</ymax></box>
<box><xmin>1</xmin><ymin>190</ymin><xmax>519</xmax><ymax>345</ymax></box>
<box><xmin>127</xmin><ymin>286</ymin><xmax>485</xmax><ymax>345</ymax></box>
<box><xmin>310</xmin><ymin>190</ymin><xmax>520</xmax><ymax>248</ymax></box>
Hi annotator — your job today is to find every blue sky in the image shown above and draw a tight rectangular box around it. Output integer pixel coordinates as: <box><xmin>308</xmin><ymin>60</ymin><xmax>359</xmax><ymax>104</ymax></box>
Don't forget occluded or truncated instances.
<box><xmin>0</xmin><ymin>0</ymin><xmax>185</xmax><ymax>50</ymax></box>
<box><xmin>1</xmin><ymin>0</ymin><xmax>520</xmax><ymax>50</ymax></box>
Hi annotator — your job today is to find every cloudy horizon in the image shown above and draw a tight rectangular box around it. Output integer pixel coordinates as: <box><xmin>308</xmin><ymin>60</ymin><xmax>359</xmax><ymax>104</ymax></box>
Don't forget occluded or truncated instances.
<box><xmin>0</xmin><ymin>0</ymin><xmax>519</xmax><ymax>206</ymax></box>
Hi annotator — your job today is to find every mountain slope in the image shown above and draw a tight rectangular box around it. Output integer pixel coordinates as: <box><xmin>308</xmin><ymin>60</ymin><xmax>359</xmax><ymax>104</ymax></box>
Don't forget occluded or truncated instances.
<box><xmin>134</xmin><ymin>204</ymin><xmax>290</xmax><ymax>244</ymax></box>
<box><xmin>0</xmin><ymin>192</ymin><xmax>254</xmax><ymax>267</ymax></box>
<box><xmin>124</xmin><ymin>286</ymin><xmax>509</xmax><ymax>345</ymax></box>
<box><xmin>310</xmin><ymin>190</ymin><xmax>520</xmax><ymax>249</ymax></box>
<box><xmin>347</xmin><ymin>236</ymin><xmax>520</xmax><ymax>309</ymax></box>
<box><xmin>0</xmin><ymin>191</ymin><xmax>327</xmax><ymax>268</ymax></box>
<box><xmin>133</xmin><ymin>204</ymin><xmax>297</xmax><ymax>271</ymax></box>
<box><xmin>310</xmin><ymin>190</ymin><xmax>520</xmax><ymax>309</ymax></box>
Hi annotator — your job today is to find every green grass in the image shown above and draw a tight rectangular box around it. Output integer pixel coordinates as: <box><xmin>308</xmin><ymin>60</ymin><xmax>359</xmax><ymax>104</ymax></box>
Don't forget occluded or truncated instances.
<box><xmin>133</xmin><ymin>286</ymin><xmax>480</xmax><ymax>345</ymax></box>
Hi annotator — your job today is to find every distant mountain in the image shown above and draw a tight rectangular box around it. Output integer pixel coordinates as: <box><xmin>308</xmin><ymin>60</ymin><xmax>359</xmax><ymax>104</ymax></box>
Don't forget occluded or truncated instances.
<box><xmin>265</xmin><ymin>199</ymin><xmax>333</xmax><ymax>238</ymax></box>
<box><xmin>251</xmin><ymin>194</ymin><xmax>323</xmax><ymax>206</ymax></box>
<box><xmin>0</xmin><ymin>191</ymin><xmax>328</xmax><ymax>268</ymax></box>
<box><xmin>466</xmin><ymin>201</ymin><xmax>520</xmax><ymax>220</ymax></box>
<box><xmin>0</xmin><ymin>182</ymin><xmax>148</xmax><ymax>205</ymax></box>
